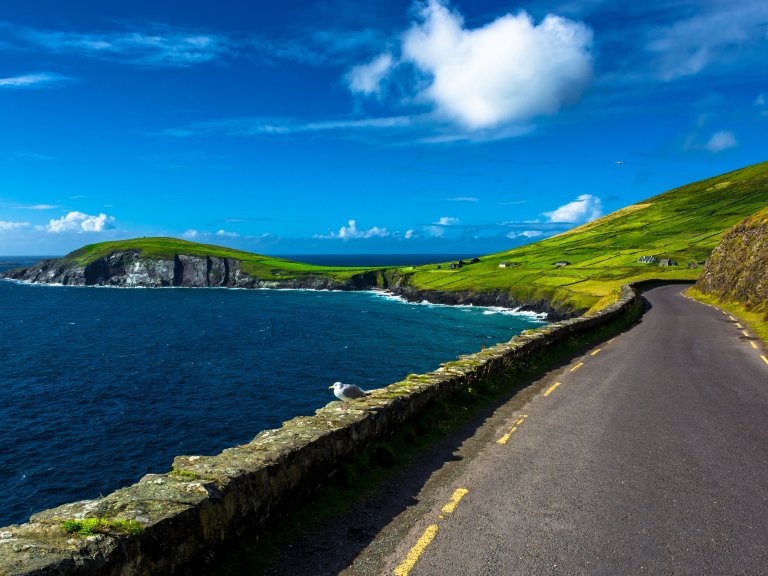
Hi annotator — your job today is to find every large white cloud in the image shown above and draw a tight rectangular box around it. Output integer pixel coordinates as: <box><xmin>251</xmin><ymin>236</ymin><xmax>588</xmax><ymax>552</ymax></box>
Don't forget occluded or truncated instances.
<box><xmin>349</xmin><ymin>0</ymin><xmax>593</xmax><ymax>130</ymax></box>
<box><xmin>543</xmin><ymin>194</ymin><xmax>602</xmax><ymax>223</ymax></box>
<box><xmin>46</xmin><ymin>211</ymin><xmax>116</xmax><ymax>233</ymax></box>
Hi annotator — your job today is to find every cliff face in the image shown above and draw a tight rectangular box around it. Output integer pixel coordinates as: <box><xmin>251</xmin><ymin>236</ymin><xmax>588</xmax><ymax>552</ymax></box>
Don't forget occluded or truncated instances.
<box><xmin>0</xmin><ymin>251</ymin><xmax>351</xmax><ymax>291</ymax></box>
<box><xmin>695</xmin><ymin>207</ymin><xmax>768</xmax><ymax>317</ymax></box>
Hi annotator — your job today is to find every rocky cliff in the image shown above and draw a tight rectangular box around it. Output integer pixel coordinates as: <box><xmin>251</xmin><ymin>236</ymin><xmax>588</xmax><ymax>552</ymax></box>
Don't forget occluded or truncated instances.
<box><xmin>695</xmin><ymin>207</ymin><xmax>768</xmax><ymax>318</ymax></box>
<box><xmin>0</xmin><ymin>250</ymin><xmax>351</xmax><ymax>291</ymax></box>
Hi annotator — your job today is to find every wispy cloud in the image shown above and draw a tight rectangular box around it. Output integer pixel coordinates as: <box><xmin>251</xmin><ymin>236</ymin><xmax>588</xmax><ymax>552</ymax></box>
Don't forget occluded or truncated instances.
<box><xmin>14</xmin><ymin>24</ymin><xmax>230</xmax><ymax>67</ymax></box>
<box><xmin>162</xmin><ymin>115</ymin><xmax>414</xmax><ymax>138</ymax></box>
<box><xmin>250</xmin><ymin>27</ymin><xmax>385</xmax><ymax>66</ymax></box>
<box><xmin>18</xmin><ymin>204</ymin><xmax>60</xmax><ymax>210</ymax></box>
<box><xmin>447</xmin><ymin>196</ymin><xmax>479</xmax><ymax>202</ymax></box>
<box><xmin>0</xmin><ymin>72</ymin><xmax>71</xmax><ymax>89</ymax></box>
<box><xmin>646</xmin><ymin>2</ymin><xmax>768</xmax><ymax>80</ymax></box>
<box><xmin>704</xmin><ymin>130</ymin><xmax>737</xmax><ymax>152</ymax></box>
<box><xmin>215</xmin><ymin>229</ymin><xmax>239</xmax><ymax>238</ymax></box>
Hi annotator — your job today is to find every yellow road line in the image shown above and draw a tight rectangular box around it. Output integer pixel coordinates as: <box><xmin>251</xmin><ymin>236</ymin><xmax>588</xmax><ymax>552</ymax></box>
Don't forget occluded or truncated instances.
<box><xmin>751</xmin><ymin>342</ymin><xmax>758</xmax><ymax>350</ymax></box>
<box><xmin>514</xmin><ymin>418</ymin><xmax>525</xmax><ymax>426</ymax></box>
<box><xmin>761</xmin><ymin>355</ymin><xmax>768</xmax><ymax>366</ymax></box>
<box><xmin>742</xmin><ymin>330</ymin><xmax>750</xmax><ymax>337</ymax></box>
<box><xmin>736</xmin><ymin>323</ymin><xmax>743</xmax><ymax>329</ymax></box>
<box><xmin>496</xmin><ymin>433</ymin><xmax>511</xmax><ymax>445</ymax></box>
<box><xmin>570</xmin><ymin>362</ymin><xmax>585</xmax><ymax>372</ymax></box>
<box><xmin>591</xmin><ymin>348</ymin><xmax>602</xmax><ymax>356</ymax></box>
<box><xmin>543</xmin><ymin>382</ymin><xmax>561</xmax><ymax>397</ymax></box>
<box><xmin>441</xmin><ymin>488</ymin><xmax>469</xmax><ymax>514</ymax></box>
<box><xmin>607</xmin><ymin>338</ymin><xmax>615</xmax><ymax>344</ymax></box>
<box><xmin>729</xmin><ymin>315</ymin><xmax>736</xmax><ymax>321</ymax></box>
<box><xmin>394</xmin><ymin>524</ymin><xmax>439</xmax><ymax>576</ymax></box>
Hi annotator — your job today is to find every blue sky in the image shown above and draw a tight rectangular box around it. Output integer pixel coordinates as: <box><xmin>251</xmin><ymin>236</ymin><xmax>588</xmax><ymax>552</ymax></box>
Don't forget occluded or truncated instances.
<box><xmin>0</xmin><ymin>0</ymin><xmax>766</xmax><ymax>255</ymax></box>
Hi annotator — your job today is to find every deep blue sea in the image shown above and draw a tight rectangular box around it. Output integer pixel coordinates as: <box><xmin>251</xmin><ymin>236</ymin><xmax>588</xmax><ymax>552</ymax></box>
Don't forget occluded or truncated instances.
<box><xmin>0</xmin><ymin>256</ymin><xmax>544</xmax><ymax>526</ymax></box>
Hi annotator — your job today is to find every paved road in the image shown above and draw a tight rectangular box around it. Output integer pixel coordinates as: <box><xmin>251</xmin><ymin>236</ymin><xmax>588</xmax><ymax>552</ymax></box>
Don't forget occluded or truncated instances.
<box><xmin>351</xmin><ymin>285</ymin><xmax>768</xmax><ymax>576</ymax></box>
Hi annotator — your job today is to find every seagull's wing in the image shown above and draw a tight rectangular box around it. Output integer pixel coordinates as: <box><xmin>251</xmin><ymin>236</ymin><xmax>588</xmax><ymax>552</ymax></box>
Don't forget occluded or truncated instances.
<box><xmin>342</xmin><ymin>384</ymin><xmax>367</xmax><ymax>399</ymax></box>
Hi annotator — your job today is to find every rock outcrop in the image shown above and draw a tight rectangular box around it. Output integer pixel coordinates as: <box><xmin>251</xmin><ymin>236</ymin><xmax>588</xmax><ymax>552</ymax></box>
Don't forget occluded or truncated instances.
<box><xmin>695</xmin><ymin>207</ymin><xmax>768</xmax><ymax>317</ymax></box>
<box><xmin>0</xmin><ymin>251</ymin><xmax>352</xmax><ymax>291</ymax></box>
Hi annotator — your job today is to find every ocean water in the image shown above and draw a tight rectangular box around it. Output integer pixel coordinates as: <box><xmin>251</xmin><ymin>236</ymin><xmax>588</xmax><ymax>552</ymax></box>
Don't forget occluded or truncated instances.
<box><xmin>0</xmin><ymin>257</ymin><xmax>545</xmax><ymax>526</ymax></box>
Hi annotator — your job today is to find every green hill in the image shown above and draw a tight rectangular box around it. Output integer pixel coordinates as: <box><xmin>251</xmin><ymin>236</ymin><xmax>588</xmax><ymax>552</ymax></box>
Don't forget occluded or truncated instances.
<box><xmin>395</xmin><ymin>161</ymin><xmax>768</xmax><ymax>313</ymax></box>
<box><xmin>21</xmin><ymin>160</ymin><xmax>768</xmax><ymax>314</ymax></box>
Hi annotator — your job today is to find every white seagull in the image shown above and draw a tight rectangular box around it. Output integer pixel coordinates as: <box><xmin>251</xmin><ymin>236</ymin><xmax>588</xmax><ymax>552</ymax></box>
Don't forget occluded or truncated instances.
<box><xmin>330</xmin><ymin>381</ymin><xmax>368</xmax><ymax>408</ymax></box>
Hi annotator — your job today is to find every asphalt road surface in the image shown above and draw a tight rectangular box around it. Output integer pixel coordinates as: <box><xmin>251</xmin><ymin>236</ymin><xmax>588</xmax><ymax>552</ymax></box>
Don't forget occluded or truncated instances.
<box><xmin>351</xmin><ymin>285</ymin><xmax>768</xmax><ymax>576</ymax></box>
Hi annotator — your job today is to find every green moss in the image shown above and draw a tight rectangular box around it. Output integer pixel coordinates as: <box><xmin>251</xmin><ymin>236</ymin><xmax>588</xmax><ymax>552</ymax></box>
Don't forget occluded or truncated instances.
<box><xmin>61</xmin><ymin>517</ymin><xmax>144</xmax><ymax>537</ymax></box>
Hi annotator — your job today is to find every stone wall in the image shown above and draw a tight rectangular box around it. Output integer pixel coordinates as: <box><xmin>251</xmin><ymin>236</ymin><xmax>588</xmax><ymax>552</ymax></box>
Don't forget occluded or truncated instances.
<box><xmin>0</xmin><ymin>284</ymin><xmax>645</xmax><ymax>576</ymax></box>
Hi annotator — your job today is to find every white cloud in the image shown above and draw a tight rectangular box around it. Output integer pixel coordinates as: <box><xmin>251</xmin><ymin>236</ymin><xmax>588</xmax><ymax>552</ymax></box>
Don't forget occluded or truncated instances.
<box><xmin>543</xmin><ymin>194</ymin><xmax>602</xmax><ymax>223</ymax></box>
<box><xmin>46</xmin><ymin>211</ymin><xmax>116</xmax><ymax>233</ymax></box>
<box><xmin>0</xmin><ymin>72</ymin><xmax>70</xmax><ymax>88</ymax></box>
<box><xmin>506</xmin><ymin>230</ymin><xmax>544</xmax><ymax>239</ymax></box>
<box><xmin>0</xmin><ymin>220</ymin><xmax>30</xmax><ymax>231</ymax></box>
<box><xmin>315</xmin><ymin>219</ymin><xmax>390</xmax><ymax>240</ymax></box>
<box><xmin>448</xmin><ymin>196</ymin><xmax>479</xmax><ymax>202</ymax></box>
<box><xmin>405</xmin><ymin>229</ymin><xmax>415</xmax><ymax>239</ymax></box>
<box><xmin>755</xmin><ymin>93</ymin><xmax>766</xmax><ymax>106</ymax></box>
<box><xmin>646</xmin><ymin>3</ymin><xmax>768</xmax><ymax>80</ymax></box>
<box><xmin>20</xmin><ymin>204</ymin><xmax>59</xmax><ymax>210</ymax></box>
<box><xmin>390</xmin><ymin>0</ymin><xmax>593</xmax><ymax>129</ymax></box>
<box><xmin>216</xmin><ymin>229</ymin><xmax>240</xmax><ymax>238</ymax></box>
<box><xmin>182</xmin><ymin>229</ymin><xmax>198</xmax><ymax>238</ymax></box>
<box><xmin>18</xmin><ymin>25</ymin><xmax>229</xmax><ymax>68</ymax></box>
<box><xmin>704</xmin><ymin>130</ymin><xmax>737</xmax><ymax>152</ymax></box>
<box><xmin>346</xmin><ymin>53</ymin><xmax>394</xmax><ymax>96</ymax></box>
<box><xmin>436</xmin><ymin>216</ymin><xmax>459</xmax><ymax>225</ymax></box>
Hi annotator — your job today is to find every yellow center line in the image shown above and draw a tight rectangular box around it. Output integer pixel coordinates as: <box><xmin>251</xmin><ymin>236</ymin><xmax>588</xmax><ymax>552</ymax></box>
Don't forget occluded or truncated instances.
<box><xmin>543</xmin><ymin>382</ymin><xmax>561</xmax><ymax>397</ymax></box>
<box><xmin>736</xmin><ymin>323</ymin><xmax>743</xmax><ymax>329</ymax></box>
<box><xmin>514</xmin><ymin>418</ymin><xmax>525</xmax><ymax>426</ymax></box>
<box><xmin>570</xmin><ymin>362</ymin><xmax>585</xmax><ymax>372</ymax></box>
<box><xmin>729</xmin><ymin>315</ymin><xmax>736</xmax><ymax>321</ymax></box>
<box><xmin>607</xmin><ymin>338</ymin><xmax>615</xmax><ymax>344</ymax></box>
<box><xmin>496</xmin><ymin>433</ymin><xmax>511</xmax><ymax>445</ymax></box>
<box><xmin>742</xmin><ymin>330</ymin><xmax>750</xmax><ymax>337</ymax></box>
<box><xmin>394</xmin><ymin>524</ymin><xmax>439</xmax><ymax>576</ymax></box>
<box><xmin>761</xmin><ymin>355</ymin><xmax>768</xmax><ymax>366</ymax></box>
<box><xmin>441</xmin><ymin>488</ymin><xmax>469</xmax><ymax>514</ymax></box>
<box><xmin>751</xmin><ymin>341</ymin><xmax>758</xmax><ymax>350</ymax></box>
<box><xmin>591</xmin><ymin>348</ymin><xmax>602</xmax><ymax>356</ymax></box>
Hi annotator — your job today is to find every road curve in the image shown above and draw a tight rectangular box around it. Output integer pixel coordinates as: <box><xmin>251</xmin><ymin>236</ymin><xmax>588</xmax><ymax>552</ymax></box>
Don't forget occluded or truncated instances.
<box><xmin>362</xmin><ymin>285</ymin><xmax>768</xmax><ymax>576</ymax></box>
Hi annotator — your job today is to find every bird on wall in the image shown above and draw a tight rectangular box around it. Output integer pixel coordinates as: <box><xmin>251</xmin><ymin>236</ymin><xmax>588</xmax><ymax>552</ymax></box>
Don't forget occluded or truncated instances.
<box><xmin>330</xmin><ymin>381</ymin><xmax>368</xmax><ymax>409</ymax></box>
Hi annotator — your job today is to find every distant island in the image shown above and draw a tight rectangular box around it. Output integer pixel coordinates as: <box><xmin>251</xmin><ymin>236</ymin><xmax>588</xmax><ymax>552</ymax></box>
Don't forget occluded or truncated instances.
<box><xmin>3</xmin><ymin>161</ymin><xmax>768</xmax><ymax>319</ymax></box>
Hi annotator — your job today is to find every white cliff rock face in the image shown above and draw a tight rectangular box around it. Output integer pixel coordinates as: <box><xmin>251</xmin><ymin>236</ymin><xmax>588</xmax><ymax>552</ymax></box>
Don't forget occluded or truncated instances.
<box><xmin>123</xmin><ymin>259</ymin><xmax>176</xmax><ymax>287</ymax></box>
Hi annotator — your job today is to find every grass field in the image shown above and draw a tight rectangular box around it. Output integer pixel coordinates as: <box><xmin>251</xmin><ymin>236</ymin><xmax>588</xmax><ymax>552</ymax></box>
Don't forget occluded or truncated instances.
<box><xmin>61</xmin><ymin>161</ymin><xmax>768</xmax><ymax>313</ymax></box>
<box><xmin>396</xmin><ymin>161</ymin><xmax>768</xmax><ymax>313</ymax></box>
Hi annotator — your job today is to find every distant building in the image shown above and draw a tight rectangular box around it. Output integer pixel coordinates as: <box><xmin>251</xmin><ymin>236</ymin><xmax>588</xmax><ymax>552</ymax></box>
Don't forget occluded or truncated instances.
<box><xmin>499</xmin><ymin>261</ymin><xmax>508</xmax><ymax>268</ymax></box>
<box><xmin>554</xmin><ymin>261</ymin><xmax>571</xmax><ymax>267</ymax></box>
<box><xmin>659</xmin><ymin>258</ymin><xmax>677</xmax><ymax>267</ymax></box>
<box><xmin>448</xmin><ymin>260</ymin><xmax>464</xmax><ymax>269</ymax></box>
<box><xmin>637</xmin><ymin>255</ymin><xmax>659</xmax><ymax>264</ymax></box>
<box><xmin>470</xmin><ymin>257</ymin><xmax>481</xmax><ymax>264</ymax></box>
<box><xmin>500</xmin><ymin>261</ymin><xmax>521</xmax><ymax>268</ymax></box>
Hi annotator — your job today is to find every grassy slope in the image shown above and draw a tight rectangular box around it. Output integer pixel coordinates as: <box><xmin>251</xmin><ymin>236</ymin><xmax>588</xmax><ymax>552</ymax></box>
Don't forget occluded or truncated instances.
<box><xmin>60</xmin><ymin>161</ymin><xmax>768</xmax><ymax>312</ymax></box>
<box><xmin>62</xmin><ymin>237</ymin><xmax>371</xmax><ymax>281</ymax></box>
<box><xmin>397</xmin><ymin>161</ymin><xmax>768</xmax><ymax>313</ymax></box>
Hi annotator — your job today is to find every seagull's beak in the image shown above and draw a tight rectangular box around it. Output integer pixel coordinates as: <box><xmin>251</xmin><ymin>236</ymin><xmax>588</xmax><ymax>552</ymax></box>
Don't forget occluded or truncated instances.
<box><xmin>328</xmin><ymin>385</ymin><xmax>334</xmax><ymax>389</ymax></box>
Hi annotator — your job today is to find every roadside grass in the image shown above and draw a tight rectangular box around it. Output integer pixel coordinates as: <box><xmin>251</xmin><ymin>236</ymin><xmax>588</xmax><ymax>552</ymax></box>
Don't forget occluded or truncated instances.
<box><xmin>686</xmin><ymin>288</ymin><xmax>768</xmax><ymax>347</ymax></box>
<box><xmin>205</xmin><ymin>305</ymin><xmax>644</xmax><ymax>576</ymax></box>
